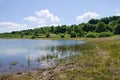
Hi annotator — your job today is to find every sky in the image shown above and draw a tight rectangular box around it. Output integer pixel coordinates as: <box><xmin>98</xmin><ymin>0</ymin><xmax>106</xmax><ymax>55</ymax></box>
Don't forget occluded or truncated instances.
<box><xmin>0</xmin><ymin>0</ymin><xmax>120</xmax><ymax>33</ymax></box>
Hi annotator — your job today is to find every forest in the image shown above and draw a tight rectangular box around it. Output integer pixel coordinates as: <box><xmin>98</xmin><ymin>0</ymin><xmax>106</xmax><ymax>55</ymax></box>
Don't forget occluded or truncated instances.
<box><xmin>0</xmin><ymin>16</ymin><xmax>120</xmax><ymax>39</ymax></box>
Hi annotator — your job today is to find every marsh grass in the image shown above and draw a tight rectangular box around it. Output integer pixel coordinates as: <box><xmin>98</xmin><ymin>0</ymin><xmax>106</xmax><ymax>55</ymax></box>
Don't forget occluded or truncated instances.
<box><xmin>10</xmin><ymin>61</ymin><xmax>18</xmax><ymax>66</ymax></box>
<box><xmin>55</xmin><ymin>36</ymin><xmax>120</xmax><ymax>80</ymax></box>
<box><xmin>36</xmin><ymin>53</ymin><xmax>58</xmax><ymax>63</ymax></box>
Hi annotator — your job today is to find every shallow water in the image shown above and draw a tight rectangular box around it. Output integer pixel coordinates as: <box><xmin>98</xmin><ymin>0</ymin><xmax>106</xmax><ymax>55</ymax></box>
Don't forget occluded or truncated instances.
<box><xmin>0</xmin><ymin>39</ymin><xmax>85</xmax><ymax>74</ymax></box>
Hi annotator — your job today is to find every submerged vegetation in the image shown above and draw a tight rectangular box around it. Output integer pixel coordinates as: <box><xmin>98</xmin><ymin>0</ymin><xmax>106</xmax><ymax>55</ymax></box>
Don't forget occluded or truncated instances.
<box><xmin>0</xmin><ymin>16</ymin><xmax>120</xmax><ymax>39</ymax></box>
<box><xmin>0</xmin><ymin>36</ymin><xmax>120</xmax><ymax>80</ymax></box>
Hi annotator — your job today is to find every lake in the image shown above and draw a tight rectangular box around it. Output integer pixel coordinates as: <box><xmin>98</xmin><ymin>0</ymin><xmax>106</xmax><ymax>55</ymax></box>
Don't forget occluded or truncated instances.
<box><xmin>0</xmin><ymin>39</ymin><xmax>85</xmax><ymax>74</ymax></box>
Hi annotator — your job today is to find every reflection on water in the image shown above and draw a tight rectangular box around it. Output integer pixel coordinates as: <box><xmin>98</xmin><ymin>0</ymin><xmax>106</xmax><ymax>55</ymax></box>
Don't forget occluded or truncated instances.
<box><xmin>0</xmin><ymin>39</ymin><xmax>85</xmax><ymax>74</ymax></box>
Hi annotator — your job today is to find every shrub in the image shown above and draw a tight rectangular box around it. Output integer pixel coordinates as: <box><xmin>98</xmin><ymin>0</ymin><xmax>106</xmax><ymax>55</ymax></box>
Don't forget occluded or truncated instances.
<box><xmin>113</xmin><ymin>24</ymin><xmax>120</xmax><ymax>34</ymax></box>
<box><xmin>98</xmin><ymin>32</ymin><xmax>113</xmax><ymax>37</ymax></box>
<box><xmin>96</xmin><ymin>22</ymin><xmax>107</xmax><ymax>32</ymax></box>
<box><xmin>82</xmin><ymin>23</ymin><xmax>95</xmax><ymax>32</ymax></box>
<box><xmin>70</xmin><ymin>31</ymin><xmax>77</xmax><ymax>38</ymax></box>
<box><xmin>46</xmin><ymin>33</ymin><xmax>50</xmax><ymax>38</ymax></box>
<box><xmin>85</xmin><ymin>32</ymin><xmax>97</xmax><ymax>38</ymax></box>
<box><xmin>61</xmin><ymin>34</ymin><xmax>65</xmax><ymax>38</ymax></box>
<box><xmin>31</xmin><ymin>36</ymin><xmax>36</xmax><ymax>39</ymax></box>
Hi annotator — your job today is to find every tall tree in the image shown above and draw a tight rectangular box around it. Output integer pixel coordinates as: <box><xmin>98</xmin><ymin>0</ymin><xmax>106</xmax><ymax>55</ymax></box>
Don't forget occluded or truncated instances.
<box><xmin>82</xmin><ymin>23</ymin><xmax>95</xmax><ymax>32</ymax></box>
<box><xmin>100</xmin><ymin>17</ymin><xmax>109</xmax><ymax>24</ymax></box>
<box><xmin>88</xmin><ymin>19</ymin><xmax>99</xmax><ymax>24</ymax></box>
<box><xmin>113</xmin><ymin>24</ymin><xmax>120</xmax><ymax>34</ymax></box>
<box><xmin>96</xmin><ymin>22</ymin><xmax>107</xmax><ymax>32</ymax></box>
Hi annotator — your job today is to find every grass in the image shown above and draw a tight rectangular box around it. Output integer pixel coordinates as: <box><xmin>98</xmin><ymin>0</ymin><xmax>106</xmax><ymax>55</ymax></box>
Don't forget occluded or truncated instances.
<box><xmin>0</xmin><ymin>36</ymin><xmax>120</xmax><ymax>80</ymax></box>
<box><xmin>55</xmin><ymin>36</ymin><xmax>120</xmax><ymax>80</ymax></box>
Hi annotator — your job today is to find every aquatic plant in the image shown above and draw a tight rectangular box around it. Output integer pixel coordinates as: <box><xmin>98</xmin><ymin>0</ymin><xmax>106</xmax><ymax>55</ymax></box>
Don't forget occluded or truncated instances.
<box><xmin>10</xmin><ymin>61</ymin><xmax>18</xmax><ymax>66</ymax></box>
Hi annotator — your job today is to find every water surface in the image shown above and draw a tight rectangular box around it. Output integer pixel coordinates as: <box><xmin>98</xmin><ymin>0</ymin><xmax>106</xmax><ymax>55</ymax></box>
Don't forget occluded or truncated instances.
<box><xmin>0</xmin><ymin>39</ymin><xmax>85</xmax><ymax>74</ymax></box>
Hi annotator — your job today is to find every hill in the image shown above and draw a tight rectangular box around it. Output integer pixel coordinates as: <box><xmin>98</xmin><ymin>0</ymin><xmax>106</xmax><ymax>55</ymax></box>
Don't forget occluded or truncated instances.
<box><xmin>0</xmin><ymin>16</ymin><xmax>120</xmax><ymax>39</ymax></box>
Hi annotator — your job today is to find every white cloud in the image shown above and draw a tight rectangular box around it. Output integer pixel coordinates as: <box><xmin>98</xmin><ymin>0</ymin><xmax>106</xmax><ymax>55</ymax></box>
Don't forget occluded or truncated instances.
<box><xmin>24</xmin><ymin>9</ymin><xmax>61</xmax><ymax>26</ymax></box>
<box><xmin>35</xmin><ymin>9</ymin><xmax>60</xmax><ymax>23</ymax></box>
<box><xmin>0</xmin><ymin>22</ymin><xmax>26</xmax><ymax>28</ymax></box>
<box><xmin>76</xmin><ymin>12</ymin><xmax>99</xmax><ymax>22</ymax></box>
<box><xmin>24</xmin><ymin>16</ymin><xmax>38</xmax><ymax>22</ymax></box>
<box><xmin>0</xmin><ymin>22</ymin><xmax>29</xmax><ymax>32</ymax></box>
<box><xmin>36</xmin><ymin>24</ymin><xmax>61</xmax><ymax>28</ymax></box>
<box><xmin>0</xmin><ymin>9</ymin><xmax>61</xmax><ymax>33</ymax></box>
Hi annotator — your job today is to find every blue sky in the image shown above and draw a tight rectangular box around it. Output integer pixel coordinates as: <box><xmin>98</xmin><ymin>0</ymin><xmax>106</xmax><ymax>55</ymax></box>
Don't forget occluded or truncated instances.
<box><xmin>0</xmin><ymin>0</ymin><xmax>120</xmax><ymax>32</ymax></box>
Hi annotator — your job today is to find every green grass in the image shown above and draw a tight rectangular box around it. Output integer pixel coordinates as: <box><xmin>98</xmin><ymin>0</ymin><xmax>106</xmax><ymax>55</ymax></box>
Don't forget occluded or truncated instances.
<box><xmin>54</xmin><ymin>36</ymin><xmax>120</xmax><ymax>80</ymax></box>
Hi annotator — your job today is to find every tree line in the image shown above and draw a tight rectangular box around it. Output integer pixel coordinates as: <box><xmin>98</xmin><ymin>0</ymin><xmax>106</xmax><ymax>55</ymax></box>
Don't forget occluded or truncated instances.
<box><xmin>0</xmin><ymin>16</ymin><xmax>120</xmax><ymax>38</ymax></box>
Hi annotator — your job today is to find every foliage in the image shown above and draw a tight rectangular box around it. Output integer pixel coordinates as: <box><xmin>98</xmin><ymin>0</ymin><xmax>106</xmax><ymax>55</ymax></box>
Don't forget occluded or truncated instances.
<box><xmin>0</xmin><ymin>16</ymin><xmax>120</xmax><ymax>38</ymax></box>
<box><xmin>70</xmin><ymin>31</ymin><xmax>77</xmax><ymax>38</ymax></box>
<box><xmin>113</xmin><ymin>24</ymin><xmax>120</xmax><ymax>34</ymax></box>
<box><xmin>82</xmin><ymin>23</ymin><xmax>95</xmax><ymax>32</ymax></box>
<box><xmin>98</xmin><ymin>32</ymin><xmax>114</xmax><ymax>37</ymax></box>
<box><xmin>100</xmin><ymin>17</ymin><xmax>110</xmax><ymax>24</ymax></box>
<box><xmin>116</xmin><ymin>18</ymin><xmax>120</xmax><ymax>24</ymax></box>
<box><xmin>85</xmin><ymin>32</ymin><xmax>97</xmax><ymax>38</ymax></box>
<box><xmin>46</xmin><ymin>33</ymin><xmax>50</xmax><ymax>38</ymax></box>
<box><xmin>96</xmin><ymin>21</ymin><xmax>107</xmax><ymax>32</ymax></box>
<box><xmin>61</xmin><ymin>34</ymin><xmax>65</xmax><ymax>38</ymax></box>
<box><xmin>88</xmin><ymin>18</ymin><xmax>99</xmax><ymax>24</ymax></box>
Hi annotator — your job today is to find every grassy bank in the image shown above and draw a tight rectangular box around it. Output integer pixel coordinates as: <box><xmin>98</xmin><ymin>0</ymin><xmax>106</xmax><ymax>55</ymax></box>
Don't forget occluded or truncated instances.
<box><xmin>0</xmin><ymin>36</ymin><xmax>120</xmax><ymax>80</ymax></box>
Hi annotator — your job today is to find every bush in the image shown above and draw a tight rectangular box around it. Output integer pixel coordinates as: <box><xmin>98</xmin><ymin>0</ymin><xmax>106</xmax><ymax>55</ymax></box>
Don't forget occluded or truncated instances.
<box><xmin>70</xmin><ymin>31</ymin><xmax>77</xmax><ymax>38</ymax></box>
<box><xmin>113</xmin><ymin>24</ymin><xmax>120</xmax><ymax>34</ymax></box>
<box><xmin>61</xmin><ymin>34</ymin><xmax>65</xmax><ymax>38</ymax></box>
<box><xmin>96</xmin><ymin>22</ymin><xmax>107</xmax><ymax>32</ymax></box>
<box><xmin>82</xmin><ymin>23</ymin><xmax>95</xmax><ymax>32</ymax></box>
<box><xmin>85</xmin><ymin>32</ymin><xmax>97</xmax><ymax>38</ymax></box>
<box><xmin>98</xmin><ymin>32</ymin><xmax>113</xmax><ymax>37</ymax></box>
<box><xmin>31</xmin><ymin>36</ymin><xmax>36</xmax><ymax>39</ymax></box>
<box><xmin>46</xmin><ymin>33</ymin><xmax>50</xmax><ymax>38</ymax></box>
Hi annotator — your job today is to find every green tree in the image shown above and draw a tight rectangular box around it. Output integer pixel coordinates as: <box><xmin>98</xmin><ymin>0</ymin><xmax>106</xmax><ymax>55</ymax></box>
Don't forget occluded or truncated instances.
<box><xmin>82</xmin><ymin>23</ymin><xmax>95</xmax><ymax>32</ymax></box>
<box><xmin>60</xmin><ymin>25</ymin><xmax>67</xmax><ymax>33</ymax></box>
<box><xmin>88</xmin><ymin>19</ymin><xmax>99</xmax><ymax>24</ymax></box>
<box><xmin>108</xmin><ymin>20</ymin><xmax>116</xmax><ymax>27</ymax></box>
<box><xmin>116</xmin><ymin>18</ymin><xmax>120</xmax><ymax>24</ymax></box>
<box><xmin>70</xmin><ymin>31</ymin><xmax>77</xmax><ymax>38</ymax></box>
<box><xmin>50</xmin><ymin>26</ymin><xmax>54</xmax><ymax>33</ymax></box>
<box><xmin>113</xmin><ymin>24</ymin><xmax>120</xmax><ymax>34</ymax></box>
<box><xmin>100</xmin><ymin>17</ymin><xmax>109</xmax><ymax>24</ymax></box>
<box><xmin>85</xmin><ymin>32</ymin><xmax>97</xmax><ymax>38</ymax></box>
<box><xmin>96</xmin><ymin>22</ymin><xmax>106</xmax><ymax>32</ymax></box>
<box><xmin>98</xmin><ymin>32</ymin><xmax>113</xmax><ymax>37</ymax></box>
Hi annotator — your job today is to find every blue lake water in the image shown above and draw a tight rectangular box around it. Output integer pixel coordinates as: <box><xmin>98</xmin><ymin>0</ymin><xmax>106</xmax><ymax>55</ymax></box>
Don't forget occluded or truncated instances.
<box><xmin>0</xmin><ymin>39</ymin><xmax>85</xmax><ymax>74</ymax></box>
